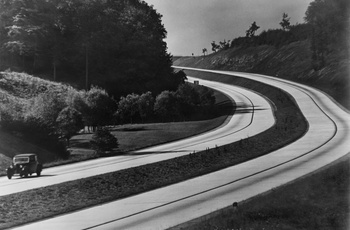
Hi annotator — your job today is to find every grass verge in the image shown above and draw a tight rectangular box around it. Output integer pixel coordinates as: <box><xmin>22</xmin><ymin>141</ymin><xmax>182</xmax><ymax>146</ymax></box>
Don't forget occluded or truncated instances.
<box><xmin>0</xmin><ymin>71</ymin><xmax>308</xmax><ymax>229</ymax></box>
<box><xmin>172</xmin><ymin>155</ymin><xmax>350</xmax><ymax>230</ymax></box>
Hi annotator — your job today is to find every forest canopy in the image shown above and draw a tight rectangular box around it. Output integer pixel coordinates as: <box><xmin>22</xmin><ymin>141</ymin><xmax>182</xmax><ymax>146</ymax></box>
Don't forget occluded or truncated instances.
<box><xmin>0</xmin><ymin>0</ymin><xmax>184</xmax><ymax>97</ymax></box>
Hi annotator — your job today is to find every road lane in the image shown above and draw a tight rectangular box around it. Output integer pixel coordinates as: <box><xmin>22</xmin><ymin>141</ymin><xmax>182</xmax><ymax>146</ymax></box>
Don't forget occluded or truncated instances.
<box><xmin>0</xmin><ymin>76</ymin><xmax>274</xmax><ymax>196</ymax></box>
<box><xmin>13</xmin><ymin>68</ymin><xmax>350</xmax><ymax>230</ymax></box>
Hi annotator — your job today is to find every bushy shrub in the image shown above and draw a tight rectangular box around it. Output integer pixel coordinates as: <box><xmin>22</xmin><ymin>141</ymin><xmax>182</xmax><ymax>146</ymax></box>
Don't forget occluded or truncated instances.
<box><xmin>56</xmin><ymin>107</ymin><xmax>84</xmax><ymax>146</ymax></box>
<box><xmin>154</xmin><ymin>90</ymin><xmax>180</xmax><ymax>121</ymax></box>
<box><xmin>90</xmin><ymin>127</ymin><xmax>118</xmax><ymax>154</ymax></box>
<box><xmin>84</xmin><ymin>86</ymin><xmax>117</xmax><ymax>129</ymax></box>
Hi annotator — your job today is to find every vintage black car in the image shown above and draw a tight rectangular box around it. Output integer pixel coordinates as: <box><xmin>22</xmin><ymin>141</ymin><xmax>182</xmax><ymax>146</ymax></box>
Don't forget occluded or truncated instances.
<box><xmin>6</xmin><ymin>153</ymin><xmax>42</xmax><ymax>179</ymax></box>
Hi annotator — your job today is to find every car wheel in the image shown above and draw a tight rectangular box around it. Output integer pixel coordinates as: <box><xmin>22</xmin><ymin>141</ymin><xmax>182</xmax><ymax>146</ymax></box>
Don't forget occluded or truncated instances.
<box><xmin>7</xmin><ymin>168</ymin><xmax>13</xmax><ymax>179</ymax></box>
<box><xmin>36</xmin><ymin>164</ymin><xmax>42</xmax><ymax>177</ymax></box>
<box><xmin>22</xmin><ymin>167</ymin><xmax>29</xmax><ymax>178</ymax></box>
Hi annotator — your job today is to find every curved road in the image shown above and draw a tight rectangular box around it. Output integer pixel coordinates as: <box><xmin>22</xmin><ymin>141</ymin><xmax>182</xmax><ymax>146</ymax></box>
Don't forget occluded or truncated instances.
<box><xmin>11</xmin><ymin>68</ymin><xmax>350</xmax><ymax>230</ymax></box>
<box><xmin>0</xmin><ymin>76</ymin><xmax>274</xmax><ymax>196</ymax></box>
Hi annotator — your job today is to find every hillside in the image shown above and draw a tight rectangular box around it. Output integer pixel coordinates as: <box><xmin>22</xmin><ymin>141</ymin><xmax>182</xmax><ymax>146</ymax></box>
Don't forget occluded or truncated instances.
<box><xmin>174</xmin><ymin>40</ymin><xmax>350</xmax><ymax>110</ymax></box>
<box><xmin>0</xmin><ymin>72</ymin><xmax>78</xmax><ymax>168</ymax></box>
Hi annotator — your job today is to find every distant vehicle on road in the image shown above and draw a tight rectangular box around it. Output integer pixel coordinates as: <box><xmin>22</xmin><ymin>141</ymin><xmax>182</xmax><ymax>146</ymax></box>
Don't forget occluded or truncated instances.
<box><xmin>6</xmin><ymin>153</ymin><xmax>42</xmax><ymax>179</ymax></box>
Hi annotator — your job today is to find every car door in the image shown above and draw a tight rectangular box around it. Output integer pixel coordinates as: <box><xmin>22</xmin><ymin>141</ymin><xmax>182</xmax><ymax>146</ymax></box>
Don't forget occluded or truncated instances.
<box><xmin>29</xmin><ymin>155</ymin><xmax>38</xmax><ymax>173</ymax></box>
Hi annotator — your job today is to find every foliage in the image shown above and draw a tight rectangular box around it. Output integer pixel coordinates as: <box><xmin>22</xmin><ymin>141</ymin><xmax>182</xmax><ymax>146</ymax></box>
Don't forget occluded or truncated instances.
<box><xmin>26</xmin><ymin>88</ymin><xmax>67</xmax><ymax>127</ymax></box>
<box><xmin>219</xmin><ymin>39</ymin><xmax>231</xmax><ymax>50</ymax></box>
<box><xmin>211</xmin><ymin>41</ymin><xmax>220</xmax><ymax>53</ymax></box>
<box><xmin>209</xmin><ymin>0</ymin><xmax>348</xmax><ymax>72</ymax></box>
<box><xmin>202</xmin><ymin>48</ymin><xmax>208</xmax><ymax>56</ymax></box>
<box><xmin>154</xmin><ymin>90</ymin><xmax>179</xmax><ymax>121</ymax></box>
<box><xmin>153</xmin><ymin>82</ymin><xmax>216</xmax><ymax>121</ymax></box>
<box><xmin>83</xmin><ymin>86</ymin><xmax>117</xmax><ymax>128</ymax></box>
<box><xmin>137</xmin><ymin>91</ymin><xmax>155</xmax><ymax>122</ymax></box>
<box><xmin>228</xmin><ymin>23</ymin><xmax>311</xmax><ymax>49</ymax></box>
<box><xmin>56</xmin><ymin>106</ymin><xmax>84</xmax><ymax>146</ymax></box>
<box><xmin>304</xmin><ymin>0</ymin><xmax>349</xmax><ymax>69</ymax></box>
<box><xmin>246</xmin><ymin>21</ymin><xmax>260</xmax><ymax>38</ymax></box>
<box><xmin>175</xmin><ymin>83</ymin><xmax>200</xmax><ymax>118</ymax></box>
<box><xmin>280</xmin><ymin>13</ymin><xmax>291</xmax><ymax>31</ymax></box>
<box><xmin>90</xmin><ymin>127</ymin><xmax>118</xmax><ymax>154</ymax></box>
<box><xmin>196</xmin><ymin>85</ymin><xmax>216</xmax><ymax>106</ymax></box>
<box><xmin>117</xmin><ymin>93</ymin><xmax>140</xmax><ymax>124</ymax></box>
<box><xmin>173</xmin><ymin>69</ymin><xmax>188</xmax><ymax>83</ymax></box>
<box><xmin>0</xmin><ymin>72</ymin><xmax>117</xmax><ymax>158</ymax></box>
<box><xmin>0</xmin><ymin>0</ymin><xmax>184</xmax><ymax>98</ymax></box>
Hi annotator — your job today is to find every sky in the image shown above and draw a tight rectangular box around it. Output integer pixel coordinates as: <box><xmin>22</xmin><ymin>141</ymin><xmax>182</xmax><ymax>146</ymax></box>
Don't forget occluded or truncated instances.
<box><xmin>143</xmin><ymin>0</ymin><xmax>314</xmax><ymax>56</ymax></box>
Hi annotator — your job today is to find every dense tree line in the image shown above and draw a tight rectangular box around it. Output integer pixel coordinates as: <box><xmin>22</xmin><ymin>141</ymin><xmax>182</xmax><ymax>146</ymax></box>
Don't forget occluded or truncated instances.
<box><xmin>116</xmin><ymin>82</ymin><xmax>216</xmax><ymax>123</ymax></box>
<box><xmin>304</xmin><ymin>0</ymin><xmax>349</xmax><ymax>69</ymax></box>
<box><xmin>0</xmin><ymin>0</ymin><xmax>184</xmax><ymax>98</ymax></box>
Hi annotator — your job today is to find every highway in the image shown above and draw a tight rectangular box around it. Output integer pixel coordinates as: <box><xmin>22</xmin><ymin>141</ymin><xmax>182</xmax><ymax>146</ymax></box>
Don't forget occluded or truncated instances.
<box><xmin>11</xmin><ymin>68</ymin><xmax>350</xmax><ymax>230</ymax></box>
<box><xmin>0</xmin><ymin>76</ymin><xmax>274</xmax><ymax>196</ymax></box>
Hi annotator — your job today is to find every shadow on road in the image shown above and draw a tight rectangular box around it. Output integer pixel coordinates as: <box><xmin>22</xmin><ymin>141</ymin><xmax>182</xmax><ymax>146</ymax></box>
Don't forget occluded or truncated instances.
<box><xmin>234</xmin><ymin>102</ymin><xmax>266</xmax><ymax>114</ymax></box>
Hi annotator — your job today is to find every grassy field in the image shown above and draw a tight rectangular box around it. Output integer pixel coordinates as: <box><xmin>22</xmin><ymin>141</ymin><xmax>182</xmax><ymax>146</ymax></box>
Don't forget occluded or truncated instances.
<box><xmin>0</xmin><ymin>71</ymin><xmax>308</xmax><ymax>229</ymax></box>
<box><xmin>42</xmin><ymin>117</ymin><xmax>229</xmax><ymax>169</ymax></box>
<box><xmin>173</xmin><ymin>156</ymin><xmax>350</xmax><ymax>230</ymax></box>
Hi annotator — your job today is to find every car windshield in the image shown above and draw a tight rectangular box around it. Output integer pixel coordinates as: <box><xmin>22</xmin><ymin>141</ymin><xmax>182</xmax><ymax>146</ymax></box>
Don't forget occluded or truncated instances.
<box><xmin>13</xmin><ymin>157</ymin><xmax>29</xmax><ymax>164</ymax></box>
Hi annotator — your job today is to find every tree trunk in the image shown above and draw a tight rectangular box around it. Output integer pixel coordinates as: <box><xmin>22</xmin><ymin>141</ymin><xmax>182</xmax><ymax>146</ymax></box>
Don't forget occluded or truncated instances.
<box><xmin>85</xmin><ymin>44</ymin><xmax>89</xmax><ymax>90</ymax></box>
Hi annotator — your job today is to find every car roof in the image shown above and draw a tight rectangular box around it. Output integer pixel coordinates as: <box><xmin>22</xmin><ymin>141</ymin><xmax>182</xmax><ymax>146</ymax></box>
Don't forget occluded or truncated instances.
<box><xmin>14</xmin><ymin>153</ymin><xmax>37</xmax><ymax>157</ymax></box>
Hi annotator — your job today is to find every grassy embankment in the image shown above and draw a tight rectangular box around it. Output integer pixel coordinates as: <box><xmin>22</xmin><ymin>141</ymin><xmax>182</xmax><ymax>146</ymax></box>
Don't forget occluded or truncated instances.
<box><xmin>174</xmin><ymin>40</ymin><xmax>350</xmax><ymax>110</ymax></box>
<box><xmin>0</xmin><ymin>70</ymin><xmax>308</xmax><ymax>229</ymax></box>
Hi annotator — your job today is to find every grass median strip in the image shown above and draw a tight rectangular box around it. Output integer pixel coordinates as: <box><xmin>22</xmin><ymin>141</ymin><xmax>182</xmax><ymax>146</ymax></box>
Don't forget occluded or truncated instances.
<box><xmin>173</xmin><ymin>155</ymin><xmax>350</xmax><ymax>230</ymax></box>
<box><xmin>0</xmin><ymin>72</ymin><xmax>308</xmax><ymax>229</ymax></box>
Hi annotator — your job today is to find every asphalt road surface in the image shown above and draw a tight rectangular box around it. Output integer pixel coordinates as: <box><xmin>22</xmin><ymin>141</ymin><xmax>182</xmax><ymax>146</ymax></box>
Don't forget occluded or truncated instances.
<box><xmin>11</xmin><ymin>68</ymin><xmax>350</xmax><ymax>230</ymax></box>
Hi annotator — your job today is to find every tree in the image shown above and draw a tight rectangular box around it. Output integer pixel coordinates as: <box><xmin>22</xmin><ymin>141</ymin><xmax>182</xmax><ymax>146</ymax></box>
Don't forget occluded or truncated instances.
<box><xmin>84</xmin><ymin>86</ymin><xmax>117</xmax><ymax>130</ymax></box>
<box><xmin>197</xmin><ymin>86</ymin><xmax>216</xmax><ymax>106</ymax></box>
<box><xmin>154</xmin><ymin>90</ymin><xmax>179</xmax><ymax>121</ymax></box>
<box><xmin>56</xmin><ymin>106</ymin><xmax>84</xmax><ymax>146</ymax></box>
<box><xmin>246</xmin><ymin>21</ymin><xmax>260</xmax><ymax>37</ymax></box>
<box><xmin>90</xmin><ymin>127</ymin><xmax>118</xmax><ymax>155</ymax></box>
<box><xmin>304</xmin><ymin>0</ymin><xmax>349</xmax><ymax>69</ymax></box>
<box><xmin>27</xmin><ymin>88</ymin><xmax>67</xmax><ymax>127</ymax></box>
<box><xmin>280</xmin><ymin>13</ymin><xmax>291</xmax><ymax>31</ymax></box>
<box><xmin>175</xmin><ymin>83</ymin><xmax>201</xmax><ymax>118</ymax></box>
<box><xmin>117</xmin><ymin>93</ymin><xmax>140</xmax><ymax>124</ymax></box>
<box><xmin>202</xmin><ymin>48</ymin><xmax>207</xmax><ymax>56</ymax></box>
<box><xmin>172</xmin><ymin>70</ymin><xmax>187</xmax><ymax>84</ymax></box>
<box><xmin>176</xmin><ymin>83</ymin><xmax>200</xmax><ymax>106</ymax></box>
<box><xmin>219</xmin><ymin>39</ymin><xmax>231</xmax><ymax>50</ymax></box>
<box><xmin>0</xmin><ymin>0</ymin><xmax>183</xmax><ymax>98</ymax></box>
<box><xmin>137</xmin><ymin>91</ymin><xmax>154</xmax><ymax>122</ymax></box>
<box><xmin>211</xmin><ymin>41</ymin><xmax>220</xmax><ymax>53</ymax></box>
